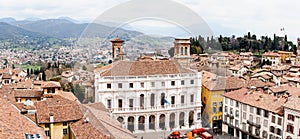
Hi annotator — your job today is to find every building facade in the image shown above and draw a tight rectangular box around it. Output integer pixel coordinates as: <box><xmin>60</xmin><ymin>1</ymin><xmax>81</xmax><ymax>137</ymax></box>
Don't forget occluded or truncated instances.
<box><xmin>94</xmin><ymin>60</ymin><xmax>202</xmax><ymax>133</ymax></box>
<box><xmin>222</xmin><ymin>88</ymin><xmax>286</xmax><ymax>139</ymax></box>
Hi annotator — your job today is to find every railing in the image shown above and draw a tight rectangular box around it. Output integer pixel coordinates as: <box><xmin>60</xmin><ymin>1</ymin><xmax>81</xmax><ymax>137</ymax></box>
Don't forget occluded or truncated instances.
<box><xmin>247</xmin><ymin>120</ymin><xmax>261</xmax><ymax>128</ymax></box>
<box><xmin>110</xmin><ymin>102</ymin><xmax>199</xmax><ymax>113</ymax></box>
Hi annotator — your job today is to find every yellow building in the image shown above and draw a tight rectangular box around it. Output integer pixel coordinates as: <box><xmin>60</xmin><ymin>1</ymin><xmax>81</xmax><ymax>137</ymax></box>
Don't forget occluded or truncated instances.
<box><xmin>35</xmin><ymin>94</ymin><xmax>83</xmax><ymax>139</ymax></box>
<box><xmin>201</xmin><ymin>72</ymin><xmax>244</xmax><ymax>133</ymax></box>
<box><xmin>278</xmin><ymin>51</ymin><xmax>296</xmax><ymax>64</ymax></box>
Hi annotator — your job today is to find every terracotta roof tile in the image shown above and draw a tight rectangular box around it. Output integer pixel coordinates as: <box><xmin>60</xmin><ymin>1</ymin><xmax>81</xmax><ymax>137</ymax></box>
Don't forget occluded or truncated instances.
<box><xmin>0</xmin><ymin>97</ymin><xmax>46</xmax><ymax>138</ymax></box>
<box><xmin>13</xmin><ymin>89</ymin><xmax>43</xmax><ymax>98</ymax></box>
<box><xmin>35</xmin><ymin>94</ymin><xmax>83</xmax><ymax>123</ymax></box>
<box><xmin>224</xmin><ymin>88</ymin><xmax>287</xmax><ymax>114</ymax></box>
<box><xmin>99</xmin><ymin>60</ymin><xmax>194</xmax><ymax>76</ymax></box>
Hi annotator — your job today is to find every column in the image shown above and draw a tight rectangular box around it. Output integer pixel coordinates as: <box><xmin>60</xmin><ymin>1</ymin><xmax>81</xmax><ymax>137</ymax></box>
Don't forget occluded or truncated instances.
<box><xmin>184</xmin><ymin>111</ymin><xmax>189</xmax><ymax>127</ymax></box>
<box><xmin>124</xmin><ymin>116</ymin><xmax>128</xmax><ymax>129</ymax></box>
<box><xmin>134</xmin><ymin>115</ymin><xmax>138</xmax><ymax>132</ymax></box>
<box><xmin>165</xmin><ymin>113</ymin><xmax>170</xmax><ymax>131</ymax></box>
<box><xmin>145</xmin><ymin>115</ymin><xmax>149</xmax><ymax>131</ymax></box>
<box><xmin>155</xmin><ymin>114</ymin><xmax>160</xmax><ymax>130</ymax></box>
<box><xmin>175</xmin><ymin>112</ymin><xmax>179</xmax><ymax>128</ymax></box>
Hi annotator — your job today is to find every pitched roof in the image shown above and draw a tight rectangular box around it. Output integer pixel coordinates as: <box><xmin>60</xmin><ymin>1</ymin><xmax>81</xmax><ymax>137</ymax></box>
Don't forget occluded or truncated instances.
<box><xmin>284</xmin><ymin>96</ymin><xmax>300</xmax><ymax>111</ymax></box>
<box><xmin>203</xmin><ymin>76</ymin><xmax>245</xmax><ymax>91</ymax></box>
<box><xmin>224</xmin><ymin>88</ymin><xmax>287</xmax><ymax>114</ymax></box>
<box><xmin>41</xmin><ymin>81</ymin><xmax>61</xmax><ymax>88</ymax></box>
<box><xmin>13</xmin><ymin>78</ymin><xmax>33</xmax><ymax>89</ymax></box>
<box><xmin>13</xmin><ymin>89</ymin><xmax>43</xmax><ymax>98</ymax></box>
<box><xmin>99</xmin><ymin>60</ymin><xmax>194</xmax><ymax>76</ymax></box>
<box><xmin>0</xmin><ymin>98</ymin><xmax>46</xmax><ymax>138</ymax></box>
<box><xmin>70</xmin><ymin>104</ymin><xmax>135</xmax><ymax>139</ymax></box>
<box><xmin>35</xmin><ymin>94</ymin><xmax>83</xmax><ymax>123</ymax></box>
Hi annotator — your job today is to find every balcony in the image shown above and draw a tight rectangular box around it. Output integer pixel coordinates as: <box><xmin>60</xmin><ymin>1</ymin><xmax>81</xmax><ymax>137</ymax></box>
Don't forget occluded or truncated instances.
<box><xmin>110</xmin><ymin>102</ymin><xmax>200</xmax><ymax>114</ymax></box>
<box><xmin>247</xmin><ymin>120</ymin><xmax>261</xmax><ymax>128</ymax></box>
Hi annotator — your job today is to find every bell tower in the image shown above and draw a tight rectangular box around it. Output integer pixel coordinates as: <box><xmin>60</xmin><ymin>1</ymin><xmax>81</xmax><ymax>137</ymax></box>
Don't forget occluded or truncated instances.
<box><xmin>173</xmin><ymin>38</ymin><xmax>192</xmax><ymax>67</ymax></box>
<box><xmin>111</xmin><ymin>38</ymin><xmax>125</xmax><ymax>61</ymax></box>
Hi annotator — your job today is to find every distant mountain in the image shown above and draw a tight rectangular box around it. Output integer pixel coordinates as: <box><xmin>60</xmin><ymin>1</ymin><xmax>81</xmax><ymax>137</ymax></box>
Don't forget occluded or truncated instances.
<box><xmin>0</xmin><ymin>17</ymin><xmax>16</xmax><ymax>23</ymax></box>
<box><xmin>24</xmin><ymin>17</ymin><xmax>42</xmax><ymax>21</ymax></box>
<box><xmin>0</xmin><ymin>22</ymin><xmax>48</xmax><ymax>40</ymax></box>
<box><xmin>10</xmin><ymin>19</ymin><xmax>143</xmax><ymax>40</ymax></box>
<box><xmin>58</xmin><ymin>16</ymin><xmax>81</xmax><ymax>24</ymax></box>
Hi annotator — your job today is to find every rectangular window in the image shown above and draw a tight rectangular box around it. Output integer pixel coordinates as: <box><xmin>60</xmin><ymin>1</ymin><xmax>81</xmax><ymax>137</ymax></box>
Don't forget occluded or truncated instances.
<box><xmin>230</xmin><ymin>108</ymin><xmax>233</xmax><ymax>115</ymax></box>
<box><xmin>107</xmin><ymin>83</ymin><xmax>111</xmax><ymax>89</ymax></box>
<box><xmin>225</xmin><ymin>97</ymin><xmax>228</xmax><ymax>104</ymax></box>
<box><xmin>181</xmin><ymin>80</ymin><xmax>184</xmax><ymax>85</ymax></box>
<box><xmin>225</xmin><ymin>106</ymin><xmax>228</xmax><ymax>113</ymax></box>
<box><xmin>45</xmin><ymin>130</ymin><xmax>50</xmax><ymax>137</ymax></box>
<box><xmin>287</xmin><ymin>125</ymin><xmax>294</xmax><ymax>133</ymax></box>
<box><xmin>235</xmin><ymin>110</ymin><xmax>239</xmax><ymax>117</ymax></box>
<box><xmin>129</xmin><ymin>83</ymin><xmax>133</xmax><ymax>88</ymax></box>
<box><xmin>271</xmin><ymin>115</ymin><xmax>276</xmax><ymax>123</ymax></box>
<box><xmin>161</xmin><ymin>81</ymin><xmax>165</xmax><ymax>87</ymax></box>
<box><xmin>45</xmin><ymin>123</ymin><xmax>50</xmax><ymax>128</ymax></box>
<box><xmin>118</xmin><ymin>83</ymin><xmax>122</xmax><ymax>88</ymax></box>
<box><xmin>151</xmin><ymin>82</ymin><xmax>155</xmax><ymax>87</ymax></box>
<box><xmin>171</xmin><ymin>81</ymin><xmax>175</xmax><ymax>86</ymax></box>
<box><xmin>190</xmin><ymin>94</ymin><xmax>194</xmax><ymax>103</ymax></box>
<box><xmin>235</xmin><ymin>119</ymin><xmax>239</xmax><ymax>127</ymax></box>
<box><xmin>288</xmin><ymin>114</ymin><xmax>295</xmax><ymax>121</ymax></box>
<box><xmin>256</xmin><ymin>117</ymin><xmax>260</xmax><ymax>124</ymax></box>
<box><xmin>243</xmin><ymin>104</ymin><xmax>247</xmax><ymax>111</ymax></box>
<box><xmin>63</xmin><ymin>122</ymin><xmax>67</xmax><ymax>126</ymax></box>
<box><xmin>171</xmin><ymin>96</ymin><xmax>175</xmax><ymax>105</ymax></box>
<box><xmin>190</xmin><ymin>80</ymin><xmax>194</xmax><ymax>84</ymax></box>
<box><xmin>213</xmin><ymin>107</ymin><xmax>217</xmax><ymax>113</ymax></box>
<box><xmin>235</xmin><ymin>101</ymin><xmax>239</xmax><ymax>107</ymax></box>
<box><xmin>249</xmin><ymin>115</ymin><xmax>253</xmax><ymax>122</ymax></box>
<box><xmin>213</xmin><ymin>102</ymin><xmax>217</xmax><ymax>107</ymax></box>
<box><xmin>256</xmin><ymin>108</ymin><xmax>261</xmax><ymax>115</ymax></box>
<box><xmin>264</xmin><ymin>110</ymin><xmax>269</xmax><ymax>118</ymax></box>
<box><xmin>150</xmin><ymin>94</ymin><xmax>155</xmax><ymax>106</ymax></box>
<box><xmin>63</xmin><ymin>128</ymin><xmax>68</xmax><ymax>135</ymax></box>
<box><xmin>118</xmin><ymin>99</ymin><xmax>122</xmax><ymax>108</ymax></box>
<box><xmin>129</xmin><ymin>99</ymin><xmax>133</xmax><ymax>108</ymax></box>
<box><xmin>263</xmin><ymin>119</ymin><xmax>268</xmax><ymax>127</ymax></box>
<box><xmin>243</xmin><ymin>112</ymin><xmax>246</xmax><ymax>119</ymax></box>
<box><xmin>278</xmin><ymin>117</ymin><xmax>282</xmax><ymax>125</ymax></box>
<box><xmin>250</xmin><ymin>106</ymin><xmax>254</xmax><ymax>113</ymax></box>
<box><xmin>181</xmin><ymin>95</ymin><xmax>184</xmax><ymax>104</ymax></box>
<box><xmin>140</xmin><ymin>82</ymin><xmax>144</xmax><ymax>88</ymax></box>
<box><xmin>230</xmin><ymin>100</ymin><xmax>233</xmax><ymax>106</ymax></box>
<box><xmin>107</xmin><ymin>99</ymin><xmax>111</xmax><ymax>108</ymax></box>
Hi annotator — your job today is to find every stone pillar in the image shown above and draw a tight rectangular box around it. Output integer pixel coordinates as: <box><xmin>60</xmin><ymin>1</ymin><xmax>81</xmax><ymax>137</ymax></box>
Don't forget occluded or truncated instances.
<box><xmin>124</xmin><ymin>116</ymin><xmax>128</xmax><ymax>129</ymax></box>
<box><xmin>184</xmin><ymin>111</ymin><xmax>189</xmax><ymax>127</ymax></box>
<box><xmin>165</xmin><ymin>113</ymin><xmax>170</xmax><ymax>131</ymax></box>
<box><xmin>155</xmin><ymin>114</ymin><xmax>160</xmax><ymax>130</ymax></box>
<box><xmin>134</xmin><ymin>115</ymin><xmax>139</xmax><ymax>132</ymax></box>
<box><xmin>175</xmin><ymin>112</ymin><xmax>179</xmax><ymax>128</ymax></box>
<box><xmin>145</xmin><ymin>115</ymin><xmax>149</xmax><ymax>131</ymax></box>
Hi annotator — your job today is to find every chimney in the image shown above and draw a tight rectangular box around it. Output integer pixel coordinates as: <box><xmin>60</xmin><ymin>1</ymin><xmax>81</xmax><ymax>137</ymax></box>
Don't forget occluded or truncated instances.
<box><xmin>50</xmin><ymin>114</ymin><xmax>54</xmax><ymax>123</ymax></box>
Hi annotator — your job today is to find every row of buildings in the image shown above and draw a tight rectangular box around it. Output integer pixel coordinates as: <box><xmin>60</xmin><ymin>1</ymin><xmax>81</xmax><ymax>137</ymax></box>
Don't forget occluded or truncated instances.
<box><xmin>0</xmin><ymin>68</ymin><xmax>135</xmax><ymax>139</ymax></box>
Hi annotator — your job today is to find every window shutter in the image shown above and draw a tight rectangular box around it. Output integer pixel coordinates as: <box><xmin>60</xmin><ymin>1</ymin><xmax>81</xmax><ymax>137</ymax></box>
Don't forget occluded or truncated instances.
<box><xmin>292</xmin><ymin>126</ymin><xmax>294</xmax><ymax>134</ymax></box>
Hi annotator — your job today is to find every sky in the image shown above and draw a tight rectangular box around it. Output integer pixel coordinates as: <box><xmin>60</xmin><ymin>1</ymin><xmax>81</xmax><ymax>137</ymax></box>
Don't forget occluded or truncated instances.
<box><xmin>0</xmin><ymin>0</ymin><xmax>299</xmax><ymax>42</ymax></box>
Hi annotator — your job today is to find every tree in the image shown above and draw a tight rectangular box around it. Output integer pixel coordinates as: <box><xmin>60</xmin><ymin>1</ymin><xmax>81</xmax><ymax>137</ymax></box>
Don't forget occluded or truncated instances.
<box><xmin>82</xmin><ymin>65</ymin><xmax>87</xmax><ymax>71</ymax></box>
<box><xmin>168</xmin><ymin>47</ymin><xmax>174</xmax><ymax>57</ymax></box>
<box><xmin>73</xmin><ymin>84</ymin><xmax>85</xmax><ymax>102</ymax></box>
<box><xmin>42</xmin><ymin>71</ymin><xmax>46</xmax><ymax>81</ymax></box>
<box><xmin>27</xmin><ymin>68</ymin><xmax>30</xmax><ymax>76</ymax></box>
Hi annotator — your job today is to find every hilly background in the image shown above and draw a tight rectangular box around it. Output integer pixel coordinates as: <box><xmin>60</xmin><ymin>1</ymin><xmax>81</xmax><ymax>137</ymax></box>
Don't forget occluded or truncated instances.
<box><xmin>0</xmin><ymin>17</ymin><xmax>174</xmax><ymax>51</ymax></box>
